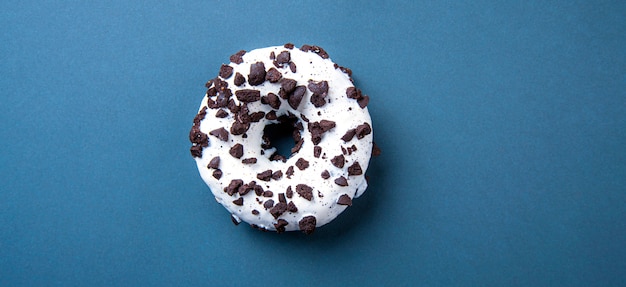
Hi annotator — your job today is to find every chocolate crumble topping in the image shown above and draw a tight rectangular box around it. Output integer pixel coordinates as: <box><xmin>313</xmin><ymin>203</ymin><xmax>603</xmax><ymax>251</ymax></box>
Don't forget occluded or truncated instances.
<box><xmin>276</xmin><ymin>51</ymin><xmax>290</xmax><ymax>65</ymax></box>
<box><xmin>334</xmin><ymin>176</ymin><xmax>348</xmax><ymax>186</ymax></box>
<box><xmin>331</xmin><ymin>154</ymin><xmax>345</xmax><ymax>168</ymax></box>
<box><xmin>215</xmin><ymin>109</ymin><xmax>228</xmax><ymax>118</ymax></box>
<box><xmin>355</xmin><ymin>123</ymin><xmax>372</xmax><ymax>139</ymax></box>
<box><xmin>257</xmin><ymin>169</ymin><xmax>272</xmax><ymax>181</ymax></box>
<box><xmin>266</xmin><ymin>67</ymin><xmax>282</xmax><ymax>83</ymax></box>
<box><xmin>314</xmin><ymin>146</ymin><xmax>322</xmax><ymax>158</ymax></box>
<box><xmin>308</xmin><ymin>120</ymin><xmax>336</xmax><ymax>145</ymax></box>
<box><xmin>341</xmin><ymin>129</ymin><xmax>357</xmax><ymax>142</ymax></box>
<box><xmin>224</xmin><ymin>179</ymin><xmax>244</xmax><ymax>196</ymax></box>
<box><xmin>286</xmin><ymin>166</ymin><xmax>294</xmax><ymax>178</ymax></box>
<box><xmin>321</xmin><ymin>170</ymin><xmax>330</xmax><ymax>179</ymax></box>
<box><xmin>234</xmin><ymin>72</ymin><xmax>246</xmax><ymax>86</ymax></box>
<box><xmin>219</xmin><ymin>64</ymin><xmax>233</xmax><ymax>79</ymax></box>
<box><xmin>286</xmin><ymin>186</ymin><xmax>293</xmax><ymax>198</ymax></box>
<box><xmin>274</xmin><ymin>219</ymin><xmax>288</xmax><ymax>233</ymax></box>
<box><xmin>300</xmin><ymin>44</ymin><xmax>329</xmax><ymax>59</ymax></box>
<box><xmin>248</xmin><ymin>62</ymin><xmax>266</xmax><ymax>86</ymax></box>
<box><xmin>289</xmin><ymin>62</ymin><xmax>297</xmax><ymax>73</ymax></box>
<box><xmin>288</xmin><ymin>86</ymin><xmax>306</xmax><ymax>109</ymax></box>
<box><xmin>348</xmin><ymin>161</ymin><xmax>363</xmax><ymax>175</ymax></box>
<box><xmin>212</xmin><ymin>169</ymin><xmax>222</xmax><ymax>179</ymax></box>
<box><xmin>207</xmin><ymin>156</ymin><xmax>220</xmax><ymax>169</ymax></box>
<box><xmin>242</xmin><ymin>158</ymin><xmax>257</xmax><ymax>164</ymax></box>
<box><xmin>232</xmin><ymin>197</ymin><xmax>244</xmax><ymax>206</ymax></box>
<box><xmin>287</xmin><ymin>201</ymin><xmax>298</xmax><ymax>212</ymax></box>
<box><xmin>337</xmin><ymin>194</ymin><xmax>352</xmax><ymax>206</ymax></box>
<box><xmin>295</xmin><ymin>158</ymin><xmax>309</xmax><ymax>170</ymax></box>
<box><xmin>209</xmin><ymin>127</ymin><xmax>229</xmax><ymax>141</ymax></box>
<box><xmin>295</xmin><ymin>184</ymin><xmax>313</xmax><ymax>201</ymax></box>
<box><xmin>298</xmin><ymin>216</ymin><xmax>317</xmax><ymax>235</ymax></box>
<box><xmin>230</xmin><ymin>50</ymin><xmax>246</xmax><ymax>64</ymax></box>
<box><xmin>235</xmin><ymin>89</ymin><xmax>261</xmax><ymax>103</ymax></box>
<box><xmin>261</xmin><ymin>93</ymin><xmax>281</xmax><ymax>109</ymax></box>
<box><xmin>271</xmin><ymin>170</ymin><xmax>283</xmax><ymax>180</ymax></box>
<box><xmin>263</xmin><ymin>199</ymin><xmax>274</xmax><ymax>209</ymax></box>
<box><xmin>229</xmin><ymin>143</ymin><xmax>244</xmax><ymax>158</ymax></box>
<box><xmin>270</xmin><ymin>202</ymin><xmax>287</xmax><ymax>219</ymax></box>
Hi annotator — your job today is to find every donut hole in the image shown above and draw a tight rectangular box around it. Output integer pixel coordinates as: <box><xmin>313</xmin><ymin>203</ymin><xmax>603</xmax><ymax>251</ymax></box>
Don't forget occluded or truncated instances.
<box><xmin>262</xmin><ymin>115</ymin><xmax>302</xmax><ymax>160</ymax></box>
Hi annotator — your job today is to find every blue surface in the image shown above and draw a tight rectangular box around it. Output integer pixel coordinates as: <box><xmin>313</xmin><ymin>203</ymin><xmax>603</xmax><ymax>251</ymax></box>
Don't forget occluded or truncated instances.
<box><xmin>2</xmin><ymin>1</ymin><xmax>625</xmax><ymax>286</ymax></box>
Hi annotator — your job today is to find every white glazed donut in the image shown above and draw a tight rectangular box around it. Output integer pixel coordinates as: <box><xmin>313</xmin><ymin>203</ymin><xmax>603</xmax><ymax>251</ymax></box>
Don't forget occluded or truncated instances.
<box><xmin>189</xmin><ymin>44</ymin><xmax>376</xmax><ymax>234</ymax></box>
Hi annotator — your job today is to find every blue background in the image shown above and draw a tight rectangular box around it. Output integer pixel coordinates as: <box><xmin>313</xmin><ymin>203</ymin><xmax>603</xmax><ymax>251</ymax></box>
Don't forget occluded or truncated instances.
<box><xmin>2</xmin><ymin>1</ymin><xmax>625</xmax><ymax>286</ymax></box>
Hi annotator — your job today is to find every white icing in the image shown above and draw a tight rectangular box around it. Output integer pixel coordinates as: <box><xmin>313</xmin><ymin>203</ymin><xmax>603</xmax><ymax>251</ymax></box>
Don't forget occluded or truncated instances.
<box><xmin>193</xmin><ymin>45</ymin><xmax>373</xmax><ymax>232</ymax></box>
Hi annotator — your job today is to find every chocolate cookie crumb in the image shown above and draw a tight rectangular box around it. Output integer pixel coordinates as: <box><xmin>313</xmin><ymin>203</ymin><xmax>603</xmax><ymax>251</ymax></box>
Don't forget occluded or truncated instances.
<box><xmin>263</xmin><ymin>199</ymin><xmax>275</xmax><ymax>209</ymax></box>
<box><xmin>334</xmin><ymin>176</ymin><xmax>348</xmax><ymax>186</ymax></box>
<box><xmin>257</xmin><ymin>169</ymin><xmax>272</xmax><ymax>181</ymax></box>
<box><xmin>358</xmin><ymin>95</ymin><xmax>370</xmax><ymax>108</ymax></box>
<box><xmin>219</xmin><ymin>64</ymin><xmax>233</xmax><ymax>79</ymax></box>
<box><xmin>314</xmin><ymin>146</ymin><xmax>322</xmax><ymax>158</ymax></box>
<box><xmin>270</xmin><ymin>202</ymin><xmax>288</xmax><ymax>219</ymax></box>
<box><xmin>224</xmin><ymin>179</ymin><xmax>244</xmax><ymax>196</ymax></box>
<box><xmin>295</xmin><ymin>184</ymin><xmax>313</xmax><ymax>201</ymax></box>
<box><xmin>300</xmin><ymin>44</ymin><xmax>329</xmax><ymax>59</ymax></box>
<box><xmin>252</xmin><ymin>209</ymin><xmax>259</xmax><ymax>215</ymax></box>
<box><xmin>278</xmin><ymin>193</ymin><xmax>286</xmax><ymax>203</ymax></box>
<box><xmin>212</xmin><ymin>169</ymin><xmax>222</xmax><ymax>179</ymax></box>
<box><xmin>286</xmin><ymin>186</ymin><xmax>293</xmax><ymax>198</ymax></box>
<box><xmin>295</xmin><ymin>158</ymin><xmax>310</xmax><ymax>170</ymax></box>
<box><xmin>289</xmin><ymin>62</ymin><xmax>297</xmax><ymax>73</ymax></box>
<box><xmin>242</xmin><ymin>158</ymin><xmax>257</xmax><ymax>164</ymax></box>
<box><xmin>207</xmin><ymin>156</ymin><xmax>220</xmax><ymax>169</ymax></box>
<box><xmin>341</xmin><ymin>129</ymin><xmax>357</xmax><ymax>142</ymax></box>
<box><xmin>287</xmin><ymin>201</ymin><xmax>298</xmax><ymax>212</ymax></box>
<box><xmin>263</xmin><ymin>190</ymin><xmax>274</xmax><ymax>197</ymax></box>
<box><xmin>298</xmin><ymin>215</ymin><xmax>317</xmax><ymax>235</ymax></box>
<box><xmin>288</xmin><ymin>86</ymin><xmax>306</xmax><ymax>109</ymax></box>
<box><xmin>209</xmin><ymin>127</ymin><xmax>229</xmax><ymax>141</ymax></box>
<box><xmin>321</xmin><ymin>170</ymin><xmax>330</xmax><ymax>179</ymax></box>
<box><xmin>331</xmin><ymin>154</ymin><xmax>345</xmax><ymax>168</ymax></box>
<box><xmin>337</xmin><ymin>194</ymin><xmax>352</xmax><ymax>206</ymax></box>
<box><xmin>230</xmin><ymin>50</ymin><xmax>246</xmax><ymax>64</ymax></box>
<box><xmin>286</xmin><ymin>166</ymin><xmax>294</xmax><ymax>178</ymax></box>
<box><xmin>229</xmin><ymin>143</ymin><xmax>244</xmax><ymax>158</ymax></box>
<box><xmin>265</xmin><ymin>110</ymin><xmax>278</xmax><ymax>120</ymax></box>
<box><xmin>276</xmin><ymin>51</ymin><xmax>290</xmax><ymax>65</ymax></box>
<box><xmin>261</xmin><ymin>93</ymin><xmax>281</xmax><ymax>109</ymax></box>
<box><xmin>271</xmin><ymin>170</ymin><xmax>283</xmax><ymax>180</ymax></box>
<box><xmin>248</xmin><ymin>62</ymin><xmax>266</xmax><ymax>86</ymax></box>
<box><xmin>235</xmin><ymin>89</ymin><xmax>261</xmax><ymax>103</ymax></box>
<box><xmin>348</xmin><ymin>161</ymin><xmax>363</xmax><ymax>175</ymax></box>
<box><xmin>284</xmin><ymin>43</ymin><xmax>294</xmax><ymax>49</ymax></box>
<box><xmin>356</xmin><ymin>123</ymin><xmax>372</xmax><ymax>139</ymax></box>
<box><xmin>266</xmin><ymin>67</ymin><xmax>282</xmax><ymax>83</ymax></box>
<box><xmin>215</xmin><ymin>109</ymin><xmax>229</xmax><ymax>118</ymax></box>
<box><xmin>274</xmin><ymin>219</ymin><xmax>288</xmax><ymax>233</ymax></box>
<box><xmin>234</xmin><ymin>72</ymin><xmax>246</xmax><ymax>86</ymax></box>
<box><xmin>232</xmin><ymin>197</ymin><xmax>244</xmax><ymax>206</ymax></box>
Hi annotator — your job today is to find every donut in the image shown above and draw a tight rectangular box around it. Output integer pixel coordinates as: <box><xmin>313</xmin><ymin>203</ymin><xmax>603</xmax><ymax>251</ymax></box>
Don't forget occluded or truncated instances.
<box><xmin>189</xmin><ymin>44</ymin><xmax>376</xmax><ymax>234</ymax></box>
